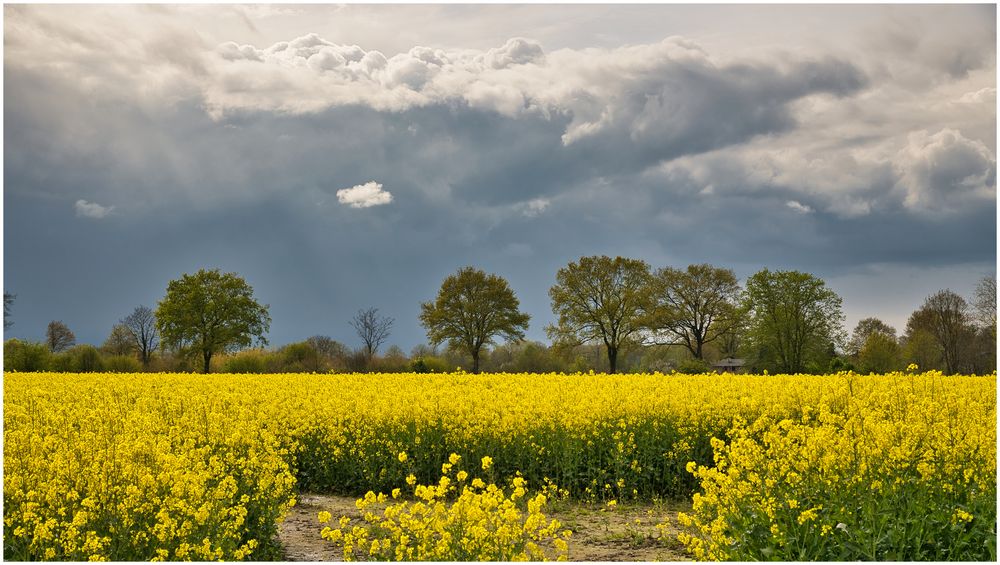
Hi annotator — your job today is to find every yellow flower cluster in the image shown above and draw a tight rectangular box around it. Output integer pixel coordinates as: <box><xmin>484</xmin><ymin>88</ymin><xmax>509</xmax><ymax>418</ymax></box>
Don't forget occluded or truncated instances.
<box><xmin>676</xmin><ymin>372</ymin><xmax>996</xmax><ymax>561</ymax></box>
<box><xmin>320</xmin><ymin>455</ymin><xmax>571</xmax><ymax>561</ymax></box>
<box><xmin>4</xmin><ymin>370</ymin><xmax>994</xmax><ymax>561</ymax></box>
<box><xmin>4</xmin><ymin>373</ymin><xmax>296</xmax><ymax>561</ymax></box>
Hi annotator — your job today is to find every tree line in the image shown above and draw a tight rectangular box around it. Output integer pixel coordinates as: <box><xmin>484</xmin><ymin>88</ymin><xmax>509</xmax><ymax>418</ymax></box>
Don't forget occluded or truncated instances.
<box><xmin>3</xmin><ymin>258</ymin><xmax>996</xmax><ymax>374</ymax></box>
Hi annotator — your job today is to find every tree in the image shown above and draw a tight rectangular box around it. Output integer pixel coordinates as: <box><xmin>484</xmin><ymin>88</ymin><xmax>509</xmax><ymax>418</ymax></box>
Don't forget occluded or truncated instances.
<box><xmin>307</xmin><ymin>335</ymin><xmax>351</xmax><ymax>370</ymax></box>
<box><xmin>973</xmin><ymin>275</ymin><xmax>996</xmax><ymax>339</ymax></box>
<box><xmin>547</xmin><ymin>255</ymin><xmax>652</xmax><ymax>373</ymax></box>
<box><xmin>646</xmin><ymin>264</ymin><xmax>744</xmax><ymax>359</ymax></box>
<box><xmin>122</xmin><ymin>305</ymin><xmax>159</xmax><ymax>368</ymax></box>
<box><xmin>858</xmin><ymin>331</ymin><xmax>901</xmax><ymax>373</ymax></box>
<box><xmin>350</xmin><ymin>307</ymin><xmax>394</xmax><ymax>363</ymax></box>
<box><xmin>419</xmin><ymin>267</ymin><xmax>530</xmax><ymax>373</ymax></box>
<box><xmin>156</xmin><ymin>269</ymin><xmax>270</xmax><ymax>373</ymax></box>
<box><xmin>4</xmin><ymin>292</ymin><xmax>14</xmax><ymax>330</ymax></box>
<box><xmin>901</xmin><ymin>328</ymin><xmax>942</xmax><ymax>372</ymax></box>
<box><xmin>743</xmin><ymin>269</ymin><xmax>845</xmax><ymax>374</ymax></box>
<box><xmin>46</xmin><ymin>320</ymin><xmax>76</xmax><ymax>353</ymax></box>
<box><xmin>102</xmin><ymin>323</ymin><xmax>136</xmax><ymax>356</ymax></box>
<box><xmin>847</xmin><ymin>318</ymin><xmax>897</xmax><ymax>357</ymax></box>
<box><xmin>904</xmin><ymin>289</ymin><xmax>972</xmax><ymax>374</ymax></box>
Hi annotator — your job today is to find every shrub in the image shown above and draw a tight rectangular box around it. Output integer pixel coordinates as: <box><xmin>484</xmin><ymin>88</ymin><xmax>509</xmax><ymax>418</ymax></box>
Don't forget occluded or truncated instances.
<box><xmin>3</xmin><ymin>339</ymin><xmax>52</xmax><ymax>371</ymax></box>
<box><xmin>277</xmin><ymin>342</ymin><xmax>322</xmax><ymax>372</ymax></box>
<box><xmin>220</xmin><ymin>349</ymin><xmax>272</xmax><ymax>374</ymax></box>
<box><xmin>52</xmin><ymin>345</ymin><xmax>104</xmax><ymax>373</ymax></box>
<box><xmin>104</xmin><ymin>355</ymin><xmax>143</xmax><ymax>373</ymax></box>
<box><xmin>675</xmin><ymin>358</ymin><xmax>713</xmax><ymax>374</ymax></box>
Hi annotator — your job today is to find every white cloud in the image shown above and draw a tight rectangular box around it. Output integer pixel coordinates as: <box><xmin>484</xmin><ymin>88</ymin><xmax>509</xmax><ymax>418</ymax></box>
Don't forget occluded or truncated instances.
<box><xmin>74</xmin><ymin>199</ymin><xmax>114</xmax><ymax>219</ymax></box>
<box><xmin>957</xmin><ymin>87</ymin><xmax>996</xmax><ymax>105</ymax></box>
<box><xmin>894</xmin><ymin>128</ymin><xmax>995</xmax><ymax>212</ymax></box>
<box><xmin>336</xmin><ymin>181</ymin><xmax>393</xmax><ymax>208</ymax></box>
<box><xmin>520</xmin><ymin>197</ymin><xmax>550</xmax><ymax>217</ymax></box>
<box><xmin>786</xmin><ymin>200</ymin><xmax>814</xmax><ymax>214</ymax></box>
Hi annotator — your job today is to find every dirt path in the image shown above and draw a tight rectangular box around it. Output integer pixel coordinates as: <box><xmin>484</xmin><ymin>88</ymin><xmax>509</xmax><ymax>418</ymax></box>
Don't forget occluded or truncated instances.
<box><xmin>279</xmin><ymin>493</ymin><xmax>691</xmax><ymax>561</ymax></box>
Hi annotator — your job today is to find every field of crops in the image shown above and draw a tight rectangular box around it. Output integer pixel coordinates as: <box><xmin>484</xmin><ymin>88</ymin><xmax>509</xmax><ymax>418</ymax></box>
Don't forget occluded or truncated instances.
<box><xmin>3</xmin><ymin>371</ymin><xmax>996</xmax><ymax>561</ymax></box>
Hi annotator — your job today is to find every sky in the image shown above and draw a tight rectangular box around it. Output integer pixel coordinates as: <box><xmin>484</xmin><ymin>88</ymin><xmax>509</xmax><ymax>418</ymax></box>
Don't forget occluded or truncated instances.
<box><xmin>3</xmin><ymin>4</ymin><xmax>996</xmax><ymax>353</ymax></box>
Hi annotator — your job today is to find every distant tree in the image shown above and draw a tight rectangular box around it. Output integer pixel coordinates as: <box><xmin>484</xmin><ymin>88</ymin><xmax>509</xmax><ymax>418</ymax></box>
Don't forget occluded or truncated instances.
<box><xmin>156</xmin><ymin>269</ymin><xmax>271</xmax><ymax>373</ymax></box>
<box><xmin>547</xmin><ymin>256</ymin><xmax>652</xmax><ymax>374</ymax></box>
<box><xmin>102</xmin><ymin>323</ymin><xmax>136</xmax><ymax>357</ymax></box>
<box><xmin>307</xmin><ymin>335</ymin><xmax>348</xmax><ymax>358</ymax></box>
<box><xmin>4</xmin><ymin>292</ymin><xmax>14</xmax><ymax>330</ymax></box>
<box><xmin>278</xmin><ymin>341</ymin><xmax>322</xmax><ymax>372</ymax></box>
<box><xmin>4</xmin><ymin>338</ymin><xmax>51</xmax><ymax>372</ymax></box>
<box><xmin>973</xmin><ymin>275</ymin><xmax>996</xmax><ymax>340</ymax></box>
<box><xmin>904</xmin><ymin>289</ymin><xmax>972</xmax><ymax>374</ymax></box>
<box><xmin>61</xmin><ymin>344</ymin><xmax>104</xmax><ymax>373</ymax></box>
<box><xmin>901</xmin><ymin>328</ymin><xmax>942</xmax><ymax>372</ymax></box>
<box><xmin>858</xmin><ymin>331</ymin><xmax>901</xmax><ymax>373</ymax></box>
<box><xmin>847</xmin><ymin>317</ymin><xmax>897</xmax><ymax>357</ymax></box>
<box><xmin>350</xmin><ymin>307</ymin><xmax>394</xmax><ymax>362</ymax></box>
<box><xmin>743</xmin><ymin>269</ymin><xmax>845</xmax><ymax>374</ymax></box>
<box><xmin>420</xmin><ymin>266</ymin><xmax>530</xmax><ymax>373</ymax></box>
<box><xmin>376</xmin><ymin>345</ymin><xmax>409</xmax><ymax>372</ymax></box>
<box><xmin>46</xmin><ymin>320</ymin><xmax>76</xmax><ymax>353</ymax></box>
<box><xmin>646</xmin><ymin>264</ymin><xmax>744</xmax><ymax>359</ymax></box>
<box><xmin>122</xmin><ymin>305</ymin><xmax>159</xmax><ymax>368</ymax></box>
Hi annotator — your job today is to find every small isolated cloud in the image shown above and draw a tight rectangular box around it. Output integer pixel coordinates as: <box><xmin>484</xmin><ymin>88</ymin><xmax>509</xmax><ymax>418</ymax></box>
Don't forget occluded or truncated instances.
<box><xmin>520</xmin><ymin>197</ymin><xmax>550</xmax><ymax>217</ymax></box>
<box><xmin>75</xmin><ymin>199</ymin><xmax>114</xmax><ymax>219</ymax></box>
<box><xmin>786</xmin><ymin>200</ymin><xmax>814</xmax><ymax>214</ymax></box>
<box><xmin>336</xmin><ymin>181</ymin><xmax>393</xmax><ymax>208</ymax></box>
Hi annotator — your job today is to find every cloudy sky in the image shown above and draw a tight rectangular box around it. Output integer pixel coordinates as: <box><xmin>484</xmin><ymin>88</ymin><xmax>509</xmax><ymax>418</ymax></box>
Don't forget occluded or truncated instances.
<box><xmin>3</xmin><ymin>4</ymin><xmax>996</xmax><ymax>352</ymax></box>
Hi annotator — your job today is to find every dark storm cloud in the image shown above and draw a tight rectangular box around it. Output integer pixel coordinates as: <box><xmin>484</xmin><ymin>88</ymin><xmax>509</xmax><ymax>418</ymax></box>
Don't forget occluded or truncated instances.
<box><xmin>3</xmin><ymin>5</ymin><xmax>995</xmax><ymax>349</ymax></box>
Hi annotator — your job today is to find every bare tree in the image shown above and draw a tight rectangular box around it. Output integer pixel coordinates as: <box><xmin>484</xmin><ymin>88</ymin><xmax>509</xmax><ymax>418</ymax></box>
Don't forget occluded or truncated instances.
<box><xmin>350</xmin><ymin>307</ymin><xmax>394</xmax><ymax>361</ymax></box>
<box><xmin>46</xmin><ymin>320</ymin><xmax>76</xmax><ymax>352</ymax></box>
<box><xmin>905</xmin><ymin>289</ymin><xmax>972</xmax><ymax>374</ymax></box>
<box><xmin>3</xmin><ymin>292</ymin><xmax>14</xmax><ymax>330</ymax></box>
<box><xmin>973</xmin><ymin>275</ymin><xmax>996</xmax><ymax>339</ymax></box>
<box><xmin>122</xmin><ymin>305</ymin><xmax>159</xmax><ymax>368</ymax></box>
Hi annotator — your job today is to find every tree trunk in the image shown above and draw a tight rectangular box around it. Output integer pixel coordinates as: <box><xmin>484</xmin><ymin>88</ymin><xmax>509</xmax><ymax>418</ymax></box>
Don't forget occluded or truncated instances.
<box><xmin>203</xmin><ymin>350</ymin><xmax>212</xmax><ymax>374</ymax></box>
<box><xmin>471</xmin><ymin>348</ymin><xmax>480</xmax><ymax>374</ymax></box>
<box><xmin>607</xmin><ymin>345</ymin><xmax>618</xmax><ymax>374</ymax></box>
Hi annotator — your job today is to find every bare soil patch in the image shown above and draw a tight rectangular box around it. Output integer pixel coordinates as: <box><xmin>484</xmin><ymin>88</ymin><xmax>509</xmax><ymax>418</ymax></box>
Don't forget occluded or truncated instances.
<box><xmin>278</xmin><ymin>493</ymin><xmax>692</xmax><ymax>561</ymax></box>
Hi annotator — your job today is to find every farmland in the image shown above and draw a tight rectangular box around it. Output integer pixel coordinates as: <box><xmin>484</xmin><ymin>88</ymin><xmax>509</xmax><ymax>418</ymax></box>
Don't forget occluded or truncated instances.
<box><xmin>3</xmin><ymin>371</ymin><xmax>996</xmax><ymax>561</ymax></box>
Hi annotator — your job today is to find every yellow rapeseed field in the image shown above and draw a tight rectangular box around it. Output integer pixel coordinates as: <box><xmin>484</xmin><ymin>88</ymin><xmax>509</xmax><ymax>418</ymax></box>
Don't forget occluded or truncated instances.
<box><xmin>3</xmin><ymin>371</ymin><xmax>995</xmax><ymax>560</ymax></box>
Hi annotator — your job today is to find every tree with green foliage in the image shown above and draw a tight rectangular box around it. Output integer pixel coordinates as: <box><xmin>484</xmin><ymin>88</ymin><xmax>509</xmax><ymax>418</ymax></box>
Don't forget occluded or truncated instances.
<box><xmin>646</xmin><ymin>264</ymin><xmax>744</xmax><ymax>360</ymax></box>
<box><xmin>847</xmin><ymin>317</ymin><xmax>897</xmax><ymax>358</ymax></box>
<box><xmin>901</xmin><ymin>328</ymin><xmax>942</xmax><ymax>372</ymax></box>
<box><xmin>743</xmin><ymin>269</ymin><xmax>845</xmax><ymax>374</ymax></box>
<box><xmin>858</xmin><ymin>331</ymin><xmax>901</xmax><ymax>373</ymax></box>
<box><xmin>4</xmin><ymin>338</ymin><xmax>51</xmax><ymax>371</ymax></box>
<box><xmin>547</xmin><ymin>255</ymin><xmax>653</xmax><ymax>374</ymax></box>
<box><xmin>156</xmin><ymin>269</ymin><xmax>271</xmax><ymax>373</ymax></box>
<box><xmin>419</xmin><ymin>267</ymin><xmax>530</xmax><ymax>373</ymax></box>
<box><xmin>102</xmin><ymin>323</ymin><xmax>136</xmax><ymax>356</ymax></box>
